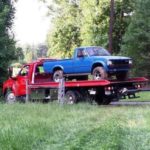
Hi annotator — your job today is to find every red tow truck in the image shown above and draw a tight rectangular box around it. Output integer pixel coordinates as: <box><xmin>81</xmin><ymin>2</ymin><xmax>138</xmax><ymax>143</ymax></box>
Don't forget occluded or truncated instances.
<box><xmin>2</xmin><ymin>59</ymin><xmax>148</xmax><ymax>104</ymax></box>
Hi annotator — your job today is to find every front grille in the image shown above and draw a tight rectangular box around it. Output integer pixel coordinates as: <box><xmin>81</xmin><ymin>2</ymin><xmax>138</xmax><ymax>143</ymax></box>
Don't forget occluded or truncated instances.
<box><xmin>113</xmin><ymin>60</ymin><xmax>129</xmax><ymax>65</ymax></box>
<box><xmin>109</xmin><ymin>60</ymin><xmax>130</xmax><ymax>69</ymax></box>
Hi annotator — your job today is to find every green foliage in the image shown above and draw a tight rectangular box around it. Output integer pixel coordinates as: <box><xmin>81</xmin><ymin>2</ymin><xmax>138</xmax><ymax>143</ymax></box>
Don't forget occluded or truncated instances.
<box><xmin>46</xmin><ymin>0</ymin><xmax>149</xmax><ymax>76</ymax></box>
<box><xmin>47</xmin><ymin>0</ymin><xmax>82</xmax><ymax>58</ymax></box>
<box><xmin>80</xmin><ymin>0</ymin><xmax>109</xmax><ymax>47</ymax></box>
<box><xmin>47</xmin><ymin>0</ymin><xmax>134</xmax><ymax>57</ymax></box>
<box><xmin>0</xmin><ymin>0</ymin><xmax>18</xmax><ymax>83</ymax></box>
<box><xmin>112</xmin><ymin>0</ymin><xmax>134</xmax><ymax>53</ymax></box>
<box><xmin>23</xmin><ymin>44</ymin><xmax>48</xmax><ymax>62</ymax></box>
<box><xmin>16</xmin><ymin>47</ymin><xmax>24</xmax><ymax>63</ymax></box>
<box><xmin>36</xmin><ymin>44</ymin><xmax>48</xmax><ymax>58</ymax></box>
<box><xmin>47</xmin><ymin>0</ymin><xmax>110</xmax><ymax>57</ymax></box>
<box><xmin>124</xmin><ymin>92</ymin><xmax>150</xmax><ymax>101</ymax></box>
<box><xmin>121</xmin><ymin>0</ymin><xmax>150</xmax><ymax>77</ymax></box>
<box><xmin>1</xmin><ymin>102</ymin><xmax>150</xmax><ymax>149</ymax></box>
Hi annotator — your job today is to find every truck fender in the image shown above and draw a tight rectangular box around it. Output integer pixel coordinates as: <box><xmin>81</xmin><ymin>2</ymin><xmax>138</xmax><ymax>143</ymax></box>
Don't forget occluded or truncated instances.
<box><xmin>3</xmin><ymin>87</ymin><xmax>15</xmax><ymax>97</ymax></box>
<box><xmin>53</xmin><ymin>65</ymin><xmax>64</xmax><ymax>73</ymax></box>
<box><xmin>3</xmin><ymin>80</ymin><xmax>16</xmax><ymax>96</ymax></box>
<box><xmin>91</xmin><ymin>61</ymin><xmax>108</xmax><ymax>73</ymax></box>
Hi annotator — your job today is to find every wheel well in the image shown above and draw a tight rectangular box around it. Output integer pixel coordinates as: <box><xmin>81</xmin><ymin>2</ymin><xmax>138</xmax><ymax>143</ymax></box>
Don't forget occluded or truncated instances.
<box><xmin>91</xmin><ymin>63</ymin><xmax>103</xmax><ymax>73</ymax></box>
<box><xmin>53</xmin><ymin>67</ymin><xmax>63</xmax><ymax>73</ymax></box>
<box><xmin>4</xmin><ymin>88</ymin><xmax>12</xmax><ymax>96</ymax></box>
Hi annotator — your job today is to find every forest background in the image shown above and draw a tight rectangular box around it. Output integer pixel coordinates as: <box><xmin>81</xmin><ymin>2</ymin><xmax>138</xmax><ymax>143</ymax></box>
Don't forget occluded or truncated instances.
<box><xmin>0</xmin><ymin>0</ymin><xmax>149</xmax><ymax>86</ymax></box>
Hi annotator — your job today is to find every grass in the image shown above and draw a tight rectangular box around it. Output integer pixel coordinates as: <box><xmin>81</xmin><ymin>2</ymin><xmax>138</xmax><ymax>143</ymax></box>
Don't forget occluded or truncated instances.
<box><xmin>0</xmin><ymin>102</ymin><xmax>150</xmax><ymax>150</ymax></box>
<box><xmin>122</xmin><ymin>91</ymin><xmax>150</xmax><ymax>101</ymax></box>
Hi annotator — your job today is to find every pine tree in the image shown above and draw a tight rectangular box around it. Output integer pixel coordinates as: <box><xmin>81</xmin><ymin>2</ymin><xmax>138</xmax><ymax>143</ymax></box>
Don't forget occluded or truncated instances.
<box><xmin>121</xmin><ymin>0</ymin><xmax>150</xmax><ymax>77</ymax></box>
<box><xmin>0</xmin><ymin>0</ymin><xmax>17</xmax><ymax>84</ymax></box>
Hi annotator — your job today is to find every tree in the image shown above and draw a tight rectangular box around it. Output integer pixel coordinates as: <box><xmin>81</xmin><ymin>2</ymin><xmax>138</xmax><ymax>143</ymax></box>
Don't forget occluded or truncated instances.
<box><xmin>23</xmin><ymin>44</ymin><xmax>48</xmax><ymax>62</ymax></box>
<box><xmin>112</xmin><ymin>0</ymin><xmax>134</xmax><ymax>53</ymax></box>
<box><xmin>24</xmin><ymin>45</ymin><xmax>35</xmax><ymax>62</ymax></box>
<box><xmin>47</xmin><ymin>0</ymin><xmax>82</xmax><ymax>58</ymax></box>
<box><xmin>75</xmin><ymin>0</ymin><xmax>134</xmax><ymax>53</ymax></box>
<box><xmin>46</xmin><ymin>0</ymin><xmax>134</xmax><ymax>57</ymax></box>
<box><xmin>16</xmin><ymin>47</ymin><xmax>24</xmax><ymax>63</ymax></box>
<box><xmin>121</xmin><ymin>0</ymin><xmax>150</xmax><ymax>77</ymax></box>
<box><xmin>0</xmin><ymin>0</ymin><xmax>18</xmax><ymax>84</ymax></box>
<box><xmin>79</xmin><ymin>0</ymin><xmax>109</xmax><ymax>47</ymax></box>
<box><xmin>37</xmin><ymin>44</ymin><xmax>48</xmax><ymax>58</ymax></box>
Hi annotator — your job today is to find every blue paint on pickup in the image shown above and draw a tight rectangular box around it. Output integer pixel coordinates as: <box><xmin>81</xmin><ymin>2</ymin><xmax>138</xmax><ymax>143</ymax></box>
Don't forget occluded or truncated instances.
<box><xmin>43</xmin><ymin>46</ymin><xmax>132</xmax><ymax>76</ymax></box>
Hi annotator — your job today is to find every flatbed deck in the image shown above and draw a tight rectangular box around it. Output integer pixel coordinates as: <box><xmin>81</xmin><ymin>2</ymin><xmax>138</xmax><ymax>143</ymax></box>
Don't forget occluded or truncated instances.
<box><xmin>28</xmin><ymin>80</ymin><xmax>110</xmax><ymax>89</ymax></box>
<box><xmin>28</xmin><ymin>77</ymin><xmax>148</xmax><ymax>89</ymax></box>
<box><xmin>110</xmin><ymin>77</ymin><xmax>148</xmax><ymax>84</ymax></box>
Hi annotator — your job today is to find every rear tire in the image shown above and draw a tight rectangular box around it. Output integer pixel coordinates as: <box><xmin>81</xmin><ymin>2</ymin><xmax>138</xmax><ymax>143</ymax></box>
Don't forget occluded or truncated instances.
<box><xmin>5</xmin><ymin>90</ymin><xmax>16</xmax><ymax>104</ymax></box>
<box><xmin>94</xmin><ymin>87</ymin><xmax>111</xmax><ymax>105</ymax></box>
<box><xmin>53</xmin><ymin>70</ymin><xmax>63</xmax><ymax>82</ymax></box>
<box><xmin>92</xmin><ymin>66</ymin><xmax>107</xmax><ymax>80</ymax></box>
<box><xmin>94</xmin><ymin>87</ymin><xmax>104</xmax><ymax>105</ymax></box>
<box><xmin>102</xmin><ymin>97</ymin><xmax>112</xmax><ymax>105</ymax></box>
<box><xmin>95</xmin><ymin>96</ymin><xmax>112</xmax><ymax>105</ymax></box>
<box><xmin>65</xmin><ymin>90</ymin><xmax>78</xmax><ymax>104</ymax></box>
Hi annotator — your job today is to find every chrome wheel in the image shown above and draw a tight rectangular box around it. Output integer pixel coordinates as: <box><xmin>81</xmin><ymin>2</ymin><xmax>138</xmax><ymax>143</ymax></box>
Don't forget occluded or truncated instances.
<box><xmin>65</xmin><ymin>90</ymin><xmax>77</xmax><ymax>104</ymax></box>
<box><xmin>5</xmin><ymin>91</ymin><xmax>16</xmax><ymax>104</ymax></box>
<box><xmin>92</xmin><ymin>66</ymin><xmax>107</xmax><ymax>80</ymax></box>
<box><xmin>53</xmin><ymin>70</ymin><xmax>63</xmax><ymax>82</ymax></box>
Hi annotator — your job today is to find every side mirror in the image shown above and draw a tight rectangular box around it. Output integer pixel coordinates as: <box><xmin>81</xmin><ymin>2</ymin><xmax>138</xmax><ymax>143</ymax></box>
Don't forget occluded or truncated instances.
<box><xmin>8</xmin><ymin>67</ymin><xmax>18</xmax><ymax>80</ymax></box>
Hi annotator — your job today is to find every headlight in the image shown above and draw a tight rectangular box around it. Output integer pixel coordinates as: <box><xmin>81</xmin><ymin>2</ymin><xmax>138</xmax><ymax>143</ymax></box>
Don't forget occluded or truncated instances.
<box><xmin>107</xmin><ymin>60</ymin><xmax>113</xmax><ymax>66</ymax></box>
<box><xmin>129</xmin><ymin>60</ymin><xmax>132</xmax><ymax>65</ymax></box>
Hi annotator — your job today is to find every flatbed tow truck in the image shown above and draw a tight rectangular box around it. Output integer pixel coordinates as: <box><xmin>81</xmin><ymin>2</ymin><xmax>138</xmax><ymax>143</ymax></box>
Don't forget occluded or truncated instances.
<box><xmin>2</xmin><ymin>59</ymin><xmax>148</xmax><ymax>104</ymax></box>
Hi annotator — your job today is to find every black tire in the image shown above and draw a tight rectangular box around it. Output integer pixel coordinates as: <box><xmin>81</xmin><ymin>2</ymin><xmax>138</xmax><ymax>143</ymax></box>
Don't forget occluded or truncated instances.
<box><xmin>5</xmin><ymin>90</ymin><xmax>16</xmax><ymax>104</ymax></box>
<box><xmin>92</xmin><ymin>66</ymin><xmax>107</xmax><ymax>80</ymax></box>
<box><xmin>102</xmin><ymin>97</ymin><xmax>112</xmax><ymax>105</ymax></box>
<box><xmin>94</xmin><ymin>87</ymin><xmax>111</xmax><ymax>105</ymax></box>
<box><xmin>116</xmin><ymin>72</ymin><xmax>128</xmax><ymax>81</ymax></box>
<box><xmin>53</xmin><ymin>70</ymin><xmax>63</xmax><ymax>82</ymax></box>
<box><xmin>94</xmin><ymin>87</ymin><xmax>104</xmax><ymax>105</ymax></box>
<box><xmin>95</xmin><ymin>96</ymin><xmax>112</xmax><ymax>105</ymax></box>
<box><xmin>65</xmin><ymin>90</ymin><xmax>78</xmax><ymax>104</ymax></box>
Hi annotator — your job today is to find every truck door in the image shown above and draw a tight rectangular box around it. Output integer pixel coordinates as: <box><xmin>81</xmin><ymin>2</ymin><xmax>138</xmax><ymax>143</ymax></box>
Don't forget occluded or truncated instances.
<box><xmin>74</xmin><ymin>49</ymin><xmax>91</xmax><ymax>73</ymax></box>
<box><xmin>14</xmin><ymin>65</ymin><xmax>29</xmax><ymax>96</ymax></box>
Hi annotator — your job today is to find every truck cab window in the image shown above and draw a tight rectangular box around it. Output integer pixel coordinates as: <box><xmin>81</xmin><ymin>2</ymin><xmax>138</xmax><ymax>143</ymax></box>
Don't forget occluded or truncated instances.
<box><xmin>86</xmin><ymin>47</ymin><xmax>110</xmax><ymax>56</ymax></box>
<box><xmin>77</xmin><ymin>49</ymin><xmax>87</xmax><ymax>57</ymax></box>
<box><xmin>35</xmin><ymin>65</ymin><xmax>44</xmax><ymax>74</ymax></box>
<box><xmin>19</xmin><ymin>66</ymin><xmax>29</xmax><ymax>76</ymax></box>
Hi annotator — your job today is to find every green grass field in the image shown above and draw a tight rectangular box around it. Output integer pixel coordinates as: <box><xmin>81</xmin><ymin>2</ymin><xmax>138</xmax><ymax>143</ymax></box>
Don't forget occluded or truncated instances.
<box><xmin>122</xmin><ymin>91</ymin><xmax>150</xmax><ymax>101</ymax></box>
<box><xmin>0</xmin><ymin>100</ymin><xmax>150</xmax><ymax>150</ymax></box>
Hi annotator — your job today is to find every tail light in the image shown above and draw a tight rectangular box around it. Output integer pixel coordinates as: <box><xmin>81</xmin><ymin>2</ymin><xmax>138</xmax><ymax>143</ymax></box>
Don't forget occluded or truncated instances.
<box><xmin>105</xmin><ymin>86</ymin><xmax>114</xmax><ymax>91</ymax></box>
<box><xmin>134</xmin><ymin>83</ymin><xmax>142</xmax><ymax>89</ymax></box>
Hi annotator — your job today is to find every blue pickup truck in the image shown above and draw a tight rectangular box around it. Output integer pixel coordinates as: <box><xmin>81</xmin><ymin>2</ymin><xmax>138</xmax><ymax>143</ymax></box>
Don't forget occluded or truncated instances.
<box><xmin>43</xmin><ymin>46</ymin><xmax>132</xmax><ymax>82</ymax></box>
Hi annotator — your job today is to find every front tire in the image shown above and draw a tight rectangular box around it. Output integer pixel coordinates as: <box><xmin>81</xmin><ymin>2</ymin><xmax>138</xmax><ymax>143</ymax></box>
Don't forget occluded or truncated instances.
<box><xmin>53</xmin><ymin>70</ymin><xmax>63</xmax><ymax>82</ymax></box>
<box><xmin>5</xmin><ymin>90</ymin><xmax>16</xmax><ymax>104</ymax></box>
<box><xmin>92</xmin><ymin>66</ymin><xmax>107</xmax><ymax>80</ymax></box>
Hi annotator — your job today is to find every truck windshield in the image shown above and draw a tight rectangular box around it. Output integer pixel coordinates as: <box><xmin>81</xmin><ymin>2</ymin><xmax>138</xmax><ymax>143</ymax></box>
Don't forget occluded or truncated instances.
<box><xmin>19</xmin><ymin>65</ymin><xmax>29</xmax><ymax>76</ymax></box>
<box><xmin>86</xmin><ymin>47</ymin><xmax>111</xmax><ymax>56</ymax></box>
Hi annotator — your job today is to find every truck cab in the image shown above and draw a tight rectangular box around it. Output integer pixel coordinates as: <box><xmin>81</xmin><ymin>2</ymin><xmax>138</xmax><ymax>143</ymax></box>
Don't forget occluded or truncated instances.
<box><xmin>2</xmin><ymin>60</ymin><xmax>52</xmax><ymax>103</ymax></box>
